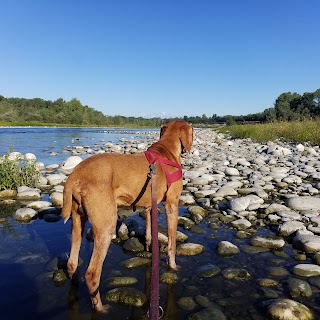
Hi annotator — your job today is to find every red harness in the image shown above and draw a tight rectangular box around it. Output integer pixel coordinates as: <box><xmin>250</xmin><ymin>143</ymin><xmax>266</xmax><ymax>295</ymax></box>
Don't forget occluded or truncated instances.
<box><xmin>144</xmin><ymin>150</ymin><xmax>182</xmax><ymax>189</ymax></box>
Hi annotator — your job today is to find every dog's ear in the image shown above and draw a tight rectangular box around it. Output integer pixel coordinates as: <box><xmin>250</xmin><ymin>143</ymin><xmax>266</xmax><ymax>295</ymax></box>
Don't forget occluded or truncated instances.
<box><xmin>180</xmin><ymin>124</ymin><xmax>193</xmax><ymax>153</ymax></box>
<box><xmin>160</xmin><ymin>123</ymin><xmax>169</xmax><ymax>138</ymax></box>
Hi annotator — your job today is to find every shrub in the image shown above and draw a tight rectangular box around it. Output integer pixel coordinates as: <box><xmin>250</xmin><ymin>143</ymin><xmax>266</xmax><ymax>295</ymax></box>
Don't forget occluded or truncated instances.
<box><xmin>0</xmin><ymin>151</ymin><xmax>40</xmax><ymax>191</ymax></box>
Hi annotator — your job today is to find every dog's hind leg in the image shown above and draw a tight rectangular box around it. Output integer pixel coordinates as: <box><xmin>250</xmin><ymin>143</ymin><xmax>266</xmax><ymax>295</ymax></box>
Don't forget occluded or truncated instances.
<box><xmin>67</xmin><ymin>201</ymin><xmax>88</xmax><ymax>279</ymax></box>
<box><xmin>85</xmin><ymin>197</ymin><xmax>117</xmax><ymax>312</ymax></box>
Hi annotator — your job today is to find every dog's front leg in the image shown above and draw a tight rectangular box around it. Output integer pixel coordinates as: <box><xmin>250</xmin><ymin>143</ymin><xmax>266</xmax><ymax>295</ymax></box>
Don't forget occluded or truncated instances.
<box><xmin>165</xmin><ymin>201</ymin><xmax>179</xmax><ymax>270</ymax></box>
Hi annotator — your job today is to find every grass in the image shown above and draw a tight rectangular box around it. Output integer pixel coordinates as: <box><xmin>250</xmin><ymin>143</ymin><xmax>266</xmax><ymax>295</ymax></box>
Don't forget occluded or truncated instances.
<box><xmin>0</xmin><ymin>151</ymin><xmax>40</xmax><ymax>191</ymax></box>
<box><xmin>217</xmin><ymin>120</ymin><xmax>320</xmax><ymax>145</ymax></box>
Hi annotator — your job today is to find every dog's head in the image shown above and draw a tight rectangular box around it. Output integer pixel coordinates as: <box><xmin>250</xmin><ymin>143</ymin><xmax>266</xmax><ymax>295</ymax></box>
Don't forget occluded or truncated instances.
<box><xmin>160</xmin><ymin>120</ymin><xmax>193</xmax><ymax>153</ymax></box>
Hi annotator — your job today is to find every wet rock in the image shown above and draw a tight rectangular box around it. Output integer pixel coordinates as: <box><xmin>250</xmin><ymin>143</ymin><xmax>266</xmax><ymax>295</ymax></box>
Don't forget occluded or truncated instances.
<box><xmin>16</xmin><ymin>187</ymin><xmax>41</xmax><ymax>201</ymax></box>
<box><xmin>222</xmin><ymin>268</ymin><xmax>251</xmax><ymax>281</ymax></box>
<box><xmin>27</xmin><ymin>200</ymin><xmax>52</xmax><ymax>210</ymax></box>
<box><xmin>105</xmin><ymin>287</ymin><xmax>146</xmax><ymax>307</ymax></box>
<box><xmin>176</xmin><ymin>243</ymin><xmax>205</xmax><ymax>256</ymax></box>
<box><xmin>14</xmin><ymin>207</ymin><xmax>37</xmax><ymax>221</ymax></box>
<box><xmin>217</xmin><ymin>241</ymin><xmax>240</xmax><ymax>256</ymax></box>
<box><xmin>50</xmin><ymin>192</ymin><xmax>63</xmax><ymax>207</ymax></box>
<box><xmin>122</xmin><ymin>257</ymin><xmax>151</xmax><ymax>269</ymax></box>
<box><xmin>117</xmin><ymin>222</ymin><xmax>129</xmax><ymax>241</ymax></box>
<box><xmin>53</xmin><ymin>269</ymin><xmax>68</xmax><ymax>285</ymax></box>
<box><xmin>292</xmin><ymin>230</ymin><xmax>320</xmax><ymax>253</ymax></box>
<box><xmin>266</xmin><ymin>298</ymin><xmax>315</xmax><ymax>320</ymax></box>
<box><xmin>177</xmin><ymin>296</ymin><xmax>198</xmax><ymax>311</ymax></box>
<box><xmin>0</xmin><ymin>189</ymin><xmax>17</xmax><ymax>199</ymax></box>
<box><xmin>188</xmin><ymin>307</ymin><xmax>227</xmax><ymax>320</ymax></box>
<box><xmin>160</xmin><ymin>271</ymin><xmax>178</xmax><ymax>284</ymax></box>
<box><xmin>231</xmin><ymin>218</ymin><xmax>251</xmax><ymax>230</ymax></box>
<box><xmin>250</xmin><ymin>236</ymin><xmax>285</xmax><ymax>249</ymax></box>
<box><xmin>188</xmin><ymin>206</ymin><xmax>207</xmax><ymax>218</ymax></box>
<box><xmin>107</xmin><ymin>277</ymin><xmax>138</xmax><ymax>287</ymax></box>
<box><xmin>60</xmin><ymin>156</ymin><xmax>82</xmax><ymax>174</ymax></box>
<box><xmin>43</xmin><ymin>213</ymin><xmax>62</xmax><ymax>222</ymax></box>
<box><xmin>46</xmin><ymin>173</ymin><xmax>67</xmax><ymax>186</ymax></box>
<box><xmin>257</xmin><ymin>278</ymin><xmax>279</xmax><ymax>287</ymax></box>
<box><xmin>197</xmin><ymin>264</ymin><xmax>221</xmax><ymax>278</ymax></box>
<box><xmin>287</xmin><ymin>278</ymin><xmax>312</xmax><ymax>298</ymax></box>
<box><xmin>123</xmin><ymin>238</ymin><xmax>144</xmax><ymax>252</ymax></box>
<box><xmin>293</xmin><ymin>264</ymin><xmax>320</xmax><ymax>277</ymax></box>
<box><xmin>278</xmin><ymin>220</ymin><xmax>306</xmax><ymax>236</ymax></box>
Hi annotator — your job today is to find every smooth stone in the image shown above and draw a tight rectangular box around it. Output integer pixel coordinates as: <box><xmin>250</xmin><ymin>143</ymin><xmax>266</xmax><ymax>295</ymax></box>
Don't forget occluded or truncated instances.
<box><xmin>53</xmin><ymin>269</ymin><xmax>68</xmax><ymax>285</ymax></box>
<box><xmin>266</xmin><ymin>298</ymin><xmax>315</xmax><ymax>320</ymax></box>
<box><xmin>60</xmin><ymin>156</ymin><xmax>82</xmax><ymax>174</ymax></box>
<box><xmin>231</xmin><ymin>218</ymin><xmax>251</xmax><ymax>230</ymax></box>
<box><xmin>265</xmin><ymin>203</ymin><xmax>290</xmax><ymax>214</ymax></box>
<box><xmin>217</xmin><ymin>241</ymin><xmax>240</xmax><ymax>256</ymax></box>
<box><xmin>197</xmin><ymin>264</ymin><xmax>221</xmax><ymax>278</ymax></box>
<box><xmin>293</xmin><ymin>264</ymin><xmax>320</xmax><ymax>277</ymax></box>
<box><xmin>222</xmin><ymin>268</ymin><xmax>251</xmax><ymax>281</ymax></box>
<box><xmin>0</xmin><ymin>189</ymin><xmax>17</xmax><ymax>199</ymax></box>
<box><xmin>177</xmin><ymin>297</ymin><xmax>197</xmax><ymax>311</ymax></box>
<box><xmin>176</xmin><ymin>243</ymin><xmax>205</xmax><ymax>256</ymax></box>
<box><xmin>160</xmin><ymin>271</ymin><xmax>178</xmax><ymax>284</ymax></box>
<box><xmin>122</xmin><ymin>257</ymin><xmax>150</xmax><ymax>269</ymax></box>
<box><xmin>16</xmin><ymin>190</ymin><xmax>41</xmax><ymax>201</ymax></box>
<box><xmin>122</xmin><ymin>238</ymin><xmax>144</xmax><ymax>252</ymax></box>
<box><xmin>228</xmin><ymin>197</ymin><xmax>251</xmax><ymax>212</ymax></box>
<box><xmin>107</xmin><ymin>277</ymin><xmax>138</xmax><ymax>287</ymax></box>
<box><xmin>105</xmin><ymin>287</ymin><xmax>146</xmax><ymax>307</ymax></box>
<box><xmin>287</xmin><ymin>278</ymin><xmax>312</xmax><ymax>298</ymax></box>
<box><xmin>187</xmin><ymin>307</ymin><xmax>227</xmax><ymax>320</ymax></box>
<box><xmin>188</xmin><ymin>206</ymin><xmax>207</xmax><ymax>218</ymax></box>
<box><xmin>14</xmin><ymin>208</ymin><xmax>37</xmax><ymax>221</ymax></box>
<box><xmin>278</xmin><ymin>220</ymin><xmax>306</xmax><ymax>236</ymax></box>
<box><xmin>27</xmin><ymin>201</ymin><xmax>52</xmax><ymax>210</ymax></box>
<box><xmin>225</xmin><ymin>167</ymin><xmax>240</xmax><ymax>176</ymax></box>
<box><xmin>286</xmin><ymin>196</ymin><xmax>320</xmax><ymax>211</ymax></box>
<box><xmin>250</xmin><ymin>236</ymin><xmax>285</xmax><ymax>249</ymax></box>
<box><xmin>50</xmin><ymin>192</ymin><xmax>63</xmax><ymax>207</ymax></box>
<box><xmin>292</xmin><ymin>230</ymin><xmax>320</xmax><ymax>253</ymax></box>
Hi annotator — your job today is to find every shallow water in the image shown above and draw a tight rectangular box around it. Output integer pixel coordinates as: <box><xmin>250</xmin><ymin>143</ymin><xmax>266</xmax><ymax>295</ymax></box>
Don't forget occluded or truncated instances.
<box><xmin>1</xmin><ymin>128</ymin><xmax>320</xmax><ymax>319</ymax></box>
<box><xmin>0</xmin><ymin>127</ymin><xmax>153</xmax><ymax>165</ymax></box>
<box><xmin>1</xmin><ymin>202</ymin><xmax>319</xmax><ymax>320</ymax></box>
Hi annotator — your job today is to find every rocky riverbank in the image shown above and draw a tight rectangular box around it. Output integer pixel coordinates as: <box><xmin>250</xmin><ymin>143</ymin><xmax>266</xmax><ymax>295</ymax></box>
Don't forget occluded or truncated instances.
<box><xmin>1</xmin><ymin>128</ymin><xmax>320</xmax><ymax>319</ymax></box>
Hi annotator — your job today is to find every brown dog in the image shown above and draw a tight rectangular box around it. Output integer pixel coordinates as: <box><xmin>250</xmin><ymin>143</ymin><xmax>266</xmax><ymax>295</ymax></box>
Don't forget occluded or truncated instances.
<box><xmin>61</xmin><ymin>120</ymin><xmax>193</xmax><ymax>312</ymax></box>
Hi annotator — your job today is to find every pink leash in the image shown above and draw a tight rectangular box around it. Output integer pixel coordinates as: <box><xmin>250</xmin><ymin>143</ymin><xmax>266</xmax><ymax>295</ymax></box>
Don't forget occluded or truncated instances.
<box><xmin>149</xmin><ymin>163</ymin><xmax>160</xmax><ymax>320</ymax></box>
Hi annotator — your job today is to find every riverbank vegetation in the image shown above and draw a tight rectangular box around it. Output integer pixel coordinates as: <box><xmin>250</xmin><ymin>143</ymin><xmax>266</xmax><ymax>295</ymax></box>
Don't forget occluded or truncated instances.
<box><xmin>218</xmin><ymin>120</ymin><xmax>320</xmax><ymax>145</ymax></box>
<box><xmin>1</xmin><ymin>88</ymin><xmax>319</xmax><ymax>127</ymax></box>
<box><xmin>0</xmin><ymin>151</ymin><xmax>39</xmax><ymax>191</ymax></box>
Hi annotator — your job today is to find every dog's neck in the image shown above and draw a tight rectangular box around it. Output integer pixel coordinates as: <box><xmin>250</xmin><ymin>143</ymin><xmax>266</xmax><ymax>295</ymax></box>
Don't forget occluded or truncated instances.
<box><xmin>148</xmin><ymin>136</ymin><xmax>182</xmax><ymax>163</ymax></box>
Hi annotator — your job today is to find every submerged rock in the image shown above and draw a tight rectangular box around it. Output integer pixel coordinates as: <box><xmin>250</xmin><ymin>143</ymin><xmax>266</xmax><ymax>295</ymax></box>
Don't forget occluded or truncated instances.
<box><xmin>105</xmin><ymin>287</ymin><xmax>146</xmax><ymax>307</ymax></box>
<box><xmin>266</xmin><ymin>298</ymin><xmax>315</xmax><ymax>320</ymax></box>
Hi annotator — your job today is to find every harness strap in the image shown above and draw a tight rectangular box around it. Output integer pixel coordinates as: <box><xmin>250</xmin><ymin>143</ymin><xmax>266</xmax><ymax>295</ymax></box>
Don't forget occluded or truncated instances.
<box><xmin>144</xmin><ymin>150</ymin><xmax>182</xmax><ymax>189</ymax></box>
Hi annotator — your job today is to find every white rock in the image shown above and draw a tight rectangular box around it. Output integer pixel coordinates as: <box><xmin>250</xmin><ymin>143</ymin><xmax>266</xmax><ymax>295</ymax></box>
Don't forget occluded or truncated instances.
<box><xmin>14</xmin><ymin>208</ymin><xmax>37</xmax><ymax>221</ymax></box>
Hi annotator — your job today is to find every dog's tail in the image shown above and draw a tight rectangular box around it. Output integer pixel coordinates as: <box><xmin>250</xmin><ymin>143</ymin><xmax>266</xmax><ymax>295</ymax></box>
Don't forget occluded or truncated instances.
<box><xmin>61</xmin><ymin>179</ymin><xmax>73</xmax><ymax>224</ymax></box>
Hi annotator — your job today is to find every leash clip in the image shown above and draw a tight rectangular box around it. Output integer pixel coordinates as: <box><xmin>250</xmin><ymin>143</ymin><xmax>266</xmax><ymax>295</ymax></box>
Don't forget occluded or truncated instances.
<box><xmin>147</xmin><ymin>305</ymin><xmax>164</xmax><ymax>319</ymax></box>
<box><xmin>150</xmin><ymin>163</ymin><xmax>156</xmax><ymax>175</ymax></box>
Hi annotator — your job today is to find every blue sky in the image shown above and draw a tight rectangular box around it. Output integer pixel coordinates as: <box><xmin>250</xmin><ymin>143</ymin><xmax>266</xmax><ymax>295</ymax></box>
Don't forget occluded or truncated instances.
<box><xmin>1</xmin><ymin>1</ymin><xmax>319</xmax><ymax>118</ymax></box>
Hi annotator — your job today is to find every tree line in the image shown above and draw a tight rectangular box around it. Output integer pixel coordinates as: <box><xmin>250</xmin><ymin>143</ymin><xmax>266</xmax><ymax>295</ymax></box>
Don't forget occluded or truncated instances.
<box><xmin>0</xmin><ymin>88</ymin><xmax>319</xmax><ymax>127</ymax></box>
<box><xmin>0</xmin><ymin>95</ymin><xmax>163</xmax><ymax>127</ymax></box>
<box><xmin>183</xmin><ymin>88</ymin><xmax>320</xmax><ymax>125</ymax></box>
